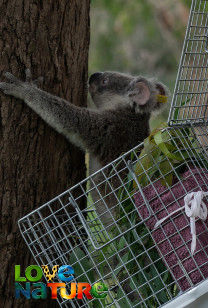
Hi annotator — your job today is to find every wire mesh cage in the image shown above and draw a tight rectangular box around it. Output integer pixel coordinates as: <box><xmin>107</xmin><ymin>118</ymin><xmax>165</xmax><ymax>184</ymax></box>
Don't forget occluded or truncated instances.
<box><xmin>18</xmin><ymin>0</ymin><xmax>208</xmax><ymax>307</ymax></box>
<box><xmin>19</xmin><ymin>125</ymin><xmax>208</xmax><ymax>307</ymax></box>
<box><xmin>168</xmin><ymin>0</ymin><xmax>208</xmax><ymax>126</ymax></box>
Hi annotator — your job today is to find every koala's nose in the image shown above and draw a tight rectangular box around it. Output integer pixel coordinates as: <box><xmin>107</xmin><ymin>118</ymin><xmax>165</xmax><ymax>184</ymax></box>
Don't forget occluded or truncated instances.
<box><xmin>89</xmin><ymin>72</ymin><xmax>103</xmax><ymax>84</ymax></box>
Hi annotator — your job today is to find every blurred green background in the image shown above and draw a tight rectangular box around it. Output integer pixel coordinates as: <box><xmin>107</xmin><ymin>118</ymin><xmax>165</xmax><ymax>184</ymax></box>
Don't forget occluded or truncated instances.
<box><xmin>89</xmin><ymin>0</ymin><xmax>191</xmax><ymax>129</ymax></box>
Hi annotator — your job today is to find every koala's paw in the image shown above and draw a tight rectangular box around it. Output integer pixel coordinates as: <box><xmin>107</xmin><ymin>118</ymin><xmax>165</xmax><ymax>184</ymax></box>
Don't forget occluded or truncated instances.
<box><xmin>0</xmin><ymin>72</ymin><xmax>24</xmax><ymax>98</ymax></box>
<box><xmin>25</xmin><ymin>68</ymin><xmax>44</xmax><ymax>88</ymax></box>
<box><xmin>0</xmin><ymin>69</ymin><xmax>43</xmax><ymax>100</ymax></box>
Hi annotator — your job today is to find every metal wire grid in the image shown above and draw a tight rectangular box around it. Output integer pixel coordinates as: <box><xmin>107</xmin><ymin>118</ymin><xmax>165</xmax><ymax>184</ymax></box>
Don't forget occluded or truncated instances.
<box><xmin>168</xmin><ymin>0</ymin><xmax>208</xmax><ymax>126</ymax></box>
<box><xmin>19</xmin><ymin>126</ymin><xmax>208</xmax><ymax>308</ymax></box>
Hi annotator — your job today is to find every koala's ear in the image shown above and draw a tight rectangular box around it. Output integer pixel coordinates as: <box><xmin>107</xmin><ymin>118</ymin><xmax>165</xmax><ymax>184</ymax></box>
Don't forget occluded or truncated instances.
<box><xmin>128</xmin><ymin>80</ymin><xmax>151</xmax><ymax>106</ymax></box>
<box><xmin>154</xmin><ymin>81</ymin><xmax>169</xmax><ymax>110</ymax></box>
<box><xmin>156</xmin><ymin>82</ymin><xmax>168</xmax><ymax>96</ymax></box>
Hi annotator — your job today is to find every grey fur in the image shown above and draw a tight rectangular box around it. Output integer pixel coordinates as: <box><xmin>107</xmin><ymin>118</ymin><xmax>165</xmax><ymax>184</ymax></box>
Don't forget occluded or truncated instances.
<box><xmin>0</xmin><ymin>69</ymin><xmax>170</xmax><ymax>301</ymax></box>
<box><xmin>0</xmin><ymin>70</ymin><xmax>169</xmax><ymax>167</ymax></box>
<box><xmin>0</xmin><ymin>70</ymin><xmax>169</xmax><ymax>227</ymax></box>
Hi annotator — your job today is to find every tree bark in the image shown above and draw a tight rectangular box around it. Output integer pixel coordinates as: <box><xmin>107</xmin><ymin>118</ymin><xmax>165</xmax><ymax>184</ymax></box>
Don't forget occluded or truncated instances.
<box><xmin>0</xmin><ymin>1</ymin><xmax>90</xmax><ymax>307</ymax></box>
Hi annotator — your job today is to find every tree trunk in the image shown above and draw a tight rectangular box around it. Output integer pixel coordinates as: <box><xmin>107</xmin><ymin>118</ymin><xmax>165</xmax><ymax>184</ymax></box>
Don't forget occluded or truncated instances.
<box><xmin>0</xmin><ymin>1</ymin><xmax>90</xmax><ymax>307</ymax></box>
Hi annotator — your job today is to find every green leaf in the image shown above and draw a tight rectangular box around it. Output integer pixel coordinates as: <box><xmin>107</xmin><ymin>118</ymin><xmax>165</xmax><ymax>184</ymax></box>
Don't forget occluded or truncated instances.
<box><xmin>69</xmin><ymin>247</ymin><xmax>96</xmax><ymax>283</ymax></box>
<box><xmin>118</xmin><ymin>237</ymin><xmax>126</xmax><ymax>250</ymax></box>
<box><xmin>162</xmin><ymin>271</ymin><xmax>170</xmax><ymax>283</ymax></box>
<box><xmin>133</xmin><ymin>144</ymin><xmax>161</xmax><ymax>187</ymax></box>
<box><xmin>114</xmin><ymin>253</ymin><xmax>129</xmax><ymax>276</ymax></box>
<box><xmin>116</xmin><ymin>287</ymin><xmax>134</xmax><ymax>307</ymax></box>
<box><xmin>159</xmin><ymin>160</ymin><xmax>174</xmax><ymax>186</ymax></box>
<box><xmin>153</xmin><ymin>131</ymin><xmax>183</xmax><ymax>161</ymax></box>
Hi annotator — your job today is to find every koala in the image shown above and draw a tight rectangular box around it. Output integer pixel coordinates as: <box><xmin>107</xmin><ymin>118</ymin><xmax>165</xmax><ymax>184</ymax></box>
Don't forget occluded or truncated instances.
<box><xmin>0</xmin><ymin>69</ymin><xmax>169</xmax><ymax>227</ymax></box>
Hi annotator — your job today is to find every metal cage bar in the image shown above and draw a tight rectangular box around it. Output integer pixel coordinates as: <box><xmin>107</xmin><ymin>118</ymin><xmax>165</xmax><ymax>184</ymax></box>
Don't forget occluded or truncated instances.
<box><xmin>168</xmin><ymin>0</ymin><xmax>208</xmax><ymax>126</ymax></box>
<box><xmin>19</xmin><ymin>126</ymin><xmax>208</xmax><ymax>307</ymax></box>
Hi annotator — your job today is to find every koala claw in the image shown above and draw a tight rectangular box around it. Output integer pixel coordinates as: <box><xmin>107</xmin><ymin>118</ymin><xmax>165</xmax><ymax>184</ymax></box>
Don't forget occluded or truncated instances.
<box><xmin>2</xmin><ymin>69</ymin><xmax>43</xmax><ymax>90</ymax></box>
<box><xmin>0</xmin><ymin>82</ymin><xmax>8</xmax><ymax>90</ymax></box>
<box><xmin>25</xmin><ymin>69</ymin><xmax>43</xmax><ymax>87</ymax></box>
<box><xmin>0</xmin><ymin>69</ymin><xmax>44</xmax><ymax>99</ymax></box>
<box><xmin>33</xmin><ymin>76</ymin><xmax>44</xmax><ymax>88</ymax></box>
<box><xmin>0</xmin><ymin>72</ymin><xmax>27</xmax><ymax>99</ymax></box>
<box><xmin>25</xmin><ymin>68</ymin><xmax>32</xmax><ymax>83</ymax></box>
<box><xmin>0</xmin><ymin>82</ymin><xmax>17</xmax><ymax>95</ymax></box>
<box><xmin>4</xmin><ymin>72</ymin><xmax>21</xmax><ymax>85</ymax></box>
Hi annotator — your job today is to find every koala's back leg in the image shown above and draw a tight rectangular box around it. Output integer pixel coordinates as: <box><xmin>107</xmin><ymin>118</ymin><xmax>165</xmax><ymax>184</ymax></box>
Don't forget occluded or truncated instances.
<box><xmin>89</xmin><ymin>174</ymin><xmax>118</xmax><ymax>231</ymax></box>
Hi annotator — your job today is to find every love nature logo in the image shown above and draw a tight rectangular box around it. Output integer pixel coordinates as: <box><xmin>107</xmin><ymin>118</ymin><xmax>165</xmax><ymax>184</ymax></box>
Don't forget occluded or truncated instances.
<box><xmin>15</xmin><ymin>265</ymin><xmax>108</xmax><ymax>300</ymax></box>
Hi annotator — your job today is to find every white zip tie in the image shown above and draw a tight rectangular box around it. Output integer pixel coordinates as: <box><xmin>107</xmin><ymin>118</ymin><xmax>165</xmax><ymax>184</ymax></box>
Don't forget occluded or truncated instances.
<box><xmin>154</xmin><ymin>191</ymin><xmax>208</xmax><ymax>254</ymax></box>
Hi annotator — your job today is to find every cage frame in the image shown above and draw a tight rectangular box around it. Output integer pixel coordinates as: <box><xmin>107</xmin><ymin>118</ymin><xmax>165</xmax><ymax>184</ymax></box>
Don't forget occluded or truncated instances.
<box><xmin>18</xmin><ymin>0</ymin><xmax>208</xmax><ymax>307</ymax></box>
<box><xmin>168</xmin><ymin>0</ymin><xmax>208</xmax><ymax>126</ymax></box>
<box><xmin>18</xmin><ymin>125</ymin><xmax>208</xmax><ymax>308</ymax></box>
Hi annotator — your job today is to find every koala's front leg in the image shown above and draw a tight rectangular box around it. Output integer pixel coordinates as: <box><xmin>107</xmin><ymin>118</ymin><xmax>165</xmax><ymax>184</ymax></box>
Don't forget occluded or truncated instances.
<box><xmin>0</xmin><ymin>70</ymin><xmax>68</xmax><ymax>131</ymax></box>
<box><xmin>0</xmin><ymin>70</ymin><xmax>98</xmax><ymax>151</ymax></box>
<box><xmin>0</xmin><ymin>70</ymin><xmax>42</xmax><ymax>99</ymax></box>
<box><xmin>0</xmin><ymin>70</ymin><xmax>70</xmax><ymax>133</ymax></box>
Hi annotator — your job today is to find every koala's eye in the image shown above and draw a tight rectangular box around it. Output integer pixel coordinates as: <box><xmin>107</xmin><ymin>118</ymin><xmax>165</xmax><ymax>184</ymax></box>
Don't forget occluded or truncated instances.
<box><xmin>102</xmin><ymin>78</ymin><xmax>109</xmax><ymax>85</ymax></box>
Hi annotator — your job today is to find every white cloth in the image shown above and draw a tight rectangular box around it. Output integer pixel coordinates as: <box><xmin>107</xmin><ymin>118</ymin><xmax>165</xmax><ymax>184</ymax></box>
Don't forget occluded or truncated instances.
<box><xmin>154</xmin><ymin>191</ymin><xmax>208</xmax><ymax>254</ymax></box>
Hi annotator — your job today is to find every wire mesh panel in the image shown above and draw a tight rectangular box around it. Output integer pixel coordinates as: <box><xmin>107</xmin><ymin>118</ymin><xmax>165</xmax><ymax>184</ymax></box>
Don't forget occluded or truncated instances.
<box><xmin>19</xmin><ymin>125</ymin><xmax>208</xmax><ymax>307</ymax></box>
<box><xmin>168</xmin><ymin>0</ymin><xmax>208</xmax><ymax>126</ymax></box>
